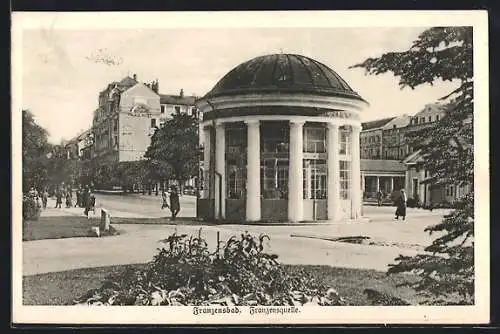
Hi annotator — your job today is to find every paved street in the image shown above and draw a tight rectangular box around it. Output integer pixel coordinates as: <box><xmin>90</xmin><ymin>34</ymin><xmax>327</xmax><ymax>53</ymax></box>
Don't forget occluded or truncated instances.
<box><xmin>23</xmin><ymin>194</ymin><xmax>450</xmax><ymax>276</ymax></box>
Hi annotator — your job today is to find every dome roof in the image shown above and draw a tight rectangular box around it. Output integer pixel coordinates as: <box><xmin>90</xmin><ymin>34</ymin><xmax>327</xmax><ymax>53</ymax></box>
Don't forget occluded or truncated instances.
<box><xmin>202</xmin><ymin>53</ymin><xmax>366</xmax><ymax>102</ymax></box>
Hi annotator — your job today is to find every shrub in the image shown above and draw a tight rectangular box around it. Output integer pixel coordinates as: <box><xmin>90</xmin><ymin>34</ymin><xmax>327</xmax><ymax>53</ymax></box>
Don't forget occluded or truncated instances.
<box><xmin>23</xmin><ymin>195</ymin><xmax>41</xmax><ymax>221</ymax></box>
<box><xmin>74</xmin><ymin>231</ymin><xmax>345</xmax><ymax>306</ymax></box>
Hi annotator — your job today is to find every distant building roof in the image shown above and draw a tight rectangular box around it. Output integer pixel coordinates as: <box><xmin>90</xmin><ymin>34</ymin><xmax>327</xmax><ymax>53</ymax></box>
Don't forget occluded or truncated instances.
<box><xmin>413</xmin><ymin>102</ymin><xmax>447</xmax><ymax>117</ymax></box>
<box><xmin>361</xmin><ymin>117</ymin><xmax>396</xmax><ymax>131</ymax></box>
<box><xmin>402</xmin><ymin>150</ymin><xmax>424</xmax><ymax>165</ymax></box>
<box><xmin>160</xmin><ymin>94</ymin><xmax>196</xmax><ymax>106</ymax></box>
<box><xmin>361</xmin><ymin>159</ymin><xmax>407</xmax><ymax>173</ymax></box>
<box><xmin>119</xmin><ymin>76</ymin><xmax>138</xmax><ymax>88</ymax></box>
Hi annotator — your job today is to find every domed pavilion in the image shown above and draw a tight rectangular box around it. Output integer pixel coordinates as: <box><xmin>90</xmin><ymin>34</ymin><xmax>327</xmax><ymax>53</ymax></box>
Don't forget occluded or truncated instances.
<box><xmin>196</xmin><ymin>53</ymin><xmax>369</xmax><ymax>222</ymax></box>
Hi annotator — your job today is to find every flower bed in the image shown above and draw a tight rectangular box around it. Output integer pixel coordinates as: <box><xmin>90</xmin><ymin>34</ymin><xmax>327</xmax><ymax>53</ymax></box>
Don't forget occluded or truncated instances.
<box><xmin>74</xmin><ymin>231</ymin><xmax>345</xmax><ymax>306</ymax></box>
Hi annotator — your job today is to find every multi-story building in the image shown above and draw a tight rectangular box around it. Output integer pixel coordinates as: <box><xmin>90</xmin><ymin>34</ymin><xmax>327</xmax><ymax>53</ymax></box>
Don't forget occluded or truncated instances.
<box><xmin>360</xmin><ymin>117</ymin><xmax>395</xmax><ymax>159</ymax></box>
<box><xmin>91</xmin><ymin>74</ymin><xmax>198</xmax><ymax>163</ymax></box>
<box><xmin>381</xmin><ymin>114</ymin><xmax>411</xmax><ymax>160</ymax></box>
<box><xmin>61</xmin><ymin>129</ymin><xmax>94</xmax><ymax>160</ymax></box>
<box><xmin>361</xmin><ymin>103</ymin><xmax>446</xmax><ymax>161</ymax></box>
<box><xmin>400</xmin><ymin>102</ymin><xmax>447</xmax><ymax>154</ymax></box>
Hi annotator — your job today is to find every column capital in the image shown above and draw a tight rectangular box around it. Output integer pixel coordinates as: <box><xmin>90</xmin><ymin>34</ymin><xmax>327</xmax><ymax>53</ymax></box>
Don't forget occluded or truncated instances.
<box><xmin>289</xmin><ymin>119</ymin><xmax>305</xmax><ymax>127</ymax></box>
<box><xmin>327</xmin><ymin>122</ymin><xmax>340</xmax><ymax>130</ymax></box>
<box><xmin>351</xmin><ymin>124</ymin><xmax>362</xmax><ymax>133</ymax></box>
<box><xmin>215</xmin><ymin>122</ymin><xmax>225</xmax><ymax>129</ymax></box>
<box><xmin>244</xmin><ymin>119</ymin><xmax>260</xmax><ymax>125</ymax></box>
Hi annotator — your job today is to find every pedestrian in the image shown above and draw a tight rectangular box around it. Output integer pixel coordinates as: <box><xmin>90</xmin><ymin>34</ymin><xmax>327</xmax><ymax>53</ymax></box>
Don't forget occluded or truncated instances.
<box><xmin>75</xmin><ymin>188</ymin><xmax>81</xmax><ymax>207</ymax></box>
<box><xmin>55</xmin><ymin>189</ymin><xmax>63</xmax><ymax>208</ymax></box>
<box><xmin>82</xmin><ymin>187</ymin><xmax>90</xmax><ymax>212</ymax></box>
<box><xmin>169</xmin><ymin>186</ymin><xmax>180</xmax><ymax>220</ymax></box>
<box><xmin>65</xmin><ymin>191</ymin><xmax>72</xmax><ymax>208</ymax></box>
<box><xmin>377</xmin><ymin>190</ymin><xmax>383</xmax><ymax>206</ymax></box>
<box><xmin>161</xmin><ymin>189</ymin><xmax>169</xmax><ymax>210</ymax></box>
<box><xmin>41</xmin><ymin>189</ymin><xmax>48</xmax><ymax>209</ymax></box>
<box><xmin>395</xmin><ymin>189</ymin><xmax>407</xmax><ymax>221</ymax></box>
<box><xmin>28</xmin><ymin>187</ymin><xmax>37</xmax><ymax>198</ymax></box>
<box><xmin>84</xmin><ymin>190</ymin><xmax>96</xmax><ymax>218</ymax></box>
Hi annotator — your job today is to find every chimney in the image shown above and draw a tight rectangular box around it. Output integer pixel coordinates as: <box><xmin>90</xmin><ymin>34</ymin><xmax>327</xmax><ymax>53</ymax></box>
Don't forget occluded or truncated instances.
<box><xmin>154</xmin><ymin>79</ymin><xmax>159</xmax><ymax>94</ymax></box>
<box><xmin>133</xmin><ymin>74</ymin><xmax>137</xmax><ymax>81</ymax></box>
<box><xmin>180</xmin><ymin>88</ymin><xmax>184</xmax><ymax>98</ymax></box>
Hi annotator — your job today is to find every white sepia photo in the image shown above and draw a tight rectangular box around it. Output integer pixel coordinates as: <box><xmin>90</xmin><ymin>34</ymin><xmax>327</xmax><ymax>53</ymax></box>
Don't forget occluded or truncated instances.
<box><xmin>12</xmin><ymin>11</ymin><xmax>490</xmax><ymax>324</ymax></box>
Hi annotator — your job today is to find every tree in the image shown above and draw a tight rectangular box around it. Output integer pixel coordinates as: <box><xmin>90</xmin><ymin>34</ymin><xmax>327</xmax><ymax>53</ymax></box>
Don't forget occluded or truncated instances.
<box><xmin>145</xmin><ymin>112</ymin><xmax>199</xmax><ymax>192</ymax></box>
<box><xmin>22</xmin><ymin>109</ymin><xmax>51</xmax><ymax>192</ymax></box>
<box><xmin>351</xmin><ymin>27</ymin><xmax>474</xmax><ymax>304</ymax></box>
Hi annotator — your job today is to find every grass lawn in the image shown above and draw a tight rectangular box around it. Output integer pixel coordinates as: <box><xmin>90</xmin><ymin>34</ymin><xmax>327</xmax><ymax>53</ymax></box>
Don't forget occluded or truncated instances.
<box><xmin>23</xmin><ymin>216</ymin><xmax>118</xmax><ymax>241</ymax></box>
<box><xmin>23</xmin><ymin>264</ymin><xmax>422</xmax><ymax>306</ymax></box>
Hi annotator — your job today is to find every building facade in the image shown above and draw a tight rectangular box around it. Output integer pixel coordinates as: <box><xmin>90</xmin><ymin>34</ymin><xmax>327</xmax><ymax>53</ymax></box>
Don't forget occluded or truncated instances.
<box><xmin>381</xmin><ymin>114</ymin><xmax>411</xmax><ymax>160</ymax></box>
<box><xmin>361</xmin><ymin>159</ymin><xmax>406</xmax><ymax>203</ymax></box>
<box><xmin>403</xmin><ymin>136</ymin><xmax>471</xmax><ymax>207</ymax></box>
<box><xmin>61</xmin><ymin>129</ymin><xmax>94</xmax><ymax>160</ymax></box>
<box><xmin>196</xmin><ymin>53</ymin><xmax>368</xmax><ymax>223</ymax></box>
<box><xmin>91</xmin><ymin>75</ymin><xmax>197</xmax><ymax>164</ymax></box>
<box><xmin>360</xmin><ymin>117</ymin><xmax>394</xmax><ymax>159</ymax></box>
<box><xmin>361</xmin><ymin>103</ymin><xmax>446</xmax><ymax>162</ymax></box>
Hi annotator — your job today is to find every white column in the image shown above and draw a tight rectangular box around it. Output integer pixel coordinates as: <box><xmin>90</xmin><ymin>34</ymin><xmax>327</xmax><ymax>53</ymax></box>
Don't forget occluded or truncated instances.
<box><xmin>376</xmin><ymin>176</ymin><xmax>380</xmax><ymax>192</ymax></box>
<box><xmin>351</xmin><ymin>124</ymin><xmax>362</xmax><ymax>219</ymax></box>
<box><xmin>390</xmin><ymin>177</ymin><xmax>394</xmax><ymax>193</ymax></box>
<box><xmin>245</xmin><ymin>120</ymin><xmax>261</xmax><ymax>222</ymax></box>
<box><xmin>202</xmin><ymin>126</ymin><xmax>211</xmax><ymax>199</ymax></box>
<box><xmin>305</xmin><ymin>161</ymin><xmax>312</xmax><ymax>199</ymax></box>
<box><xmin>215</xmin><ymin>123</ymin><xmax>226</xmax><ymax>219</ymax></box>
<box><xmin>327</xmin><ymin>123</ymin><xmax>340</xmax><ymax>221</ymax></box>
<box><xmin>419</xmin><ymin>168</ymin><xmax>426</xmax><ymax>203</ymax></box>
<box><xmin>405</xmin><ymin>169</ymin><xmax>410</xmax><ymax>194</ymax></box>
<box><xmin>288</xmin><ymin>120</ymin><xmax>305</xmax><ymax>222</ymax></box>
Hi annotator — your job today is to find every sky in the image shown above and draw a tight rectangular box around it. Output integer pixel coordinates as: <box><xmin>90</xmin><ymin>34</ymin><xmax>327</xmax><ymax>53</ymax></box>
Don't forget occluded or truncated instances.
<box><xmin>21</xmin><ymin>26</ymin><xmax>459</xmax><ymax>144</ymax></box>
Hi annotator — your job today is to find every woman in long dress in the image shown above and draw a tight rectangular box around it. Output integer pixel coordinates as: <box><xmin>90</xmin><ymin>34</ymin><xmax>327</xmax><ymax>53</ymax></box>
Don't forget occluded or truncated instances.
<box><xmin>395</xmin><ymin>189</ymin><xmax>407</xmax><ymax>221</ymax></box>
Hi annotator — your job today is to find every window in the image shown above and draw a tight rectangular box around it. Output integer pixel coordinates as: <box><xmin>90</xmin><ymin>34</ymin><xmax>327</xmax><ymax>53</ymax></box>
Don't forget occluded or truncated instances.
<box><xmin>226</xmin><ymin>125</ymin><xmax>247</xmax><ymax>199</ymax></box>
<box><xmin>421</xmin><ymin>117</ymin><xmax>425</xmax><ymax>123</ymax></box>
<box><xmin>303</xmin><ymin>159</ymin><xmax>327</xmax><ymax>199</ymax></box>
<box><xmin>339</xmin><ymin>160</ymin><xmax>351</xmax><ymax>199</ymax></box>
<box><xmin>436</xmin><ymin>115</ymin><xmax>440</xmax><ymax>121</ymax></box>
<box><xmin>175</xmin><ymin>106</ymin><xmax>181</xmax><ymax>113</ymax></box>
<box><xmin>192</xmin><ymin>107</ymin><xmax>198</xmax><ymax>118</ymax></box>
<box><xmin>393</xmin><ymin>124</ymin><xmax>397</xmax><ymax>129</ymax></box>
<box><xmin>304</xmin><ymin>126</ymin><xmax>326</xmax><ymax>153</ymax></box>
<box><xmin>260</xmin><ymin>122</ymin><xmax>289</xmax><ymax>199</ymax></box>
<box><xmin>339</xmin><ymin>128</ymin><xmax>351</xmax><ymax>155</ymax></box>
<box><xmin>261</xmin><ymin>159</ymin><xmax>289</xmax><ymax>199</ymax></box>
<box><xmin>160</xmin><ymin>105</ymin><xmax>165</xmax><ymax>114</ymax></box>
<box><xmin>428</xmin><ymin>116</ymin><xmax>432</xmax><ymax>122</ymax></box>
<box><xmin>151</xmin><ymin>118</ymin><xmax>157</xmax><ymax>128</ymax></box>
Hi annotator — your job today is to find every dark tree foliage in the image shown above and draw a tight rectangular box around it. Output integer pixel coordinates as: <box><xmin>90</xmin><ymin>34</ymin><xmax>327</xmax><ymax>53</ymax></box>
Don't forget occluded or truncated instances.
<box><xmin>145</xmin><ymin>112</ymin><xmax>199</xmax><ymax>188</ymax></box>
<box><xmin>22</xmin><ymin>109</ymin><xmax>51</xmax><ymax>192</ymax></box>
<box><xmin>351</xmin><ymin>27</ymin><xmax>474</xmax><ymax>304</ymax></box>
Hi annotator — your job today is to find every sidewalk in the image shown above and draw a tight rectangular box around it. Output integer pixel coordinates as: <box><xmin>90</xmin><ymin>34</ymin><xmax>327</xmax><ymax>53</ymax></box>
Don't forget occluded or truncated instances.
<box><xmin>41</xmin><ymin>199</ymin><xmax>156</xmax><ymax>219</ymax></box>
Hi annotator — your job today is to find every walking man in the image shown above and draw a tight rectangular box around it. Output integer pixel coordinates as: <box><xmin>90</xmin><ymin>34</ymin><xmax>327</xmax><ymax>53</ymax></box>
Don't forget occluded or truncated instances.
<box><xmin>169</xmin><ymin>186</ymin><xmax>180</xmax><ymax>220</ymax></box>
<box><xmin>377</xmin><ymin>190</ymin><xmax>383</xmax><ymax>206</ymax></box>
<box><xmin>395</xmin><ymin>189</ymin><xmax>407</xmax><ymax>221</ymax></box>
<box><xmin>41</xmin><ymin>188</ymin><xmax>48</xmax><ymax>209</ymax></box>
<box><xmin>65</xmin><ymin>190</ymin><xmax>72</xmax><ymax>208</ymax></box>
<box><xmin>55</xmin><ymin>189</ymin><xmax>63</xmax><ymax>208</ymax></box>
